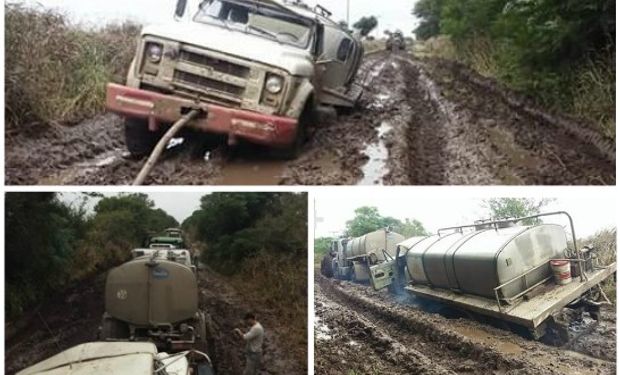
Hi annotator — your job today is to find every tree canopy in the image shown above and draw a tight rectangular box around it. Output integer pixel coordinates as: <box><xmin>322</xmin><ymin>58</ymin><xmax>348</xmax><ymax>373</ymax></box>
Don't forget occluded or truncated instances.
<box><xmin>183</xmin><ymin>192</ymin><xmax>307</xmax><ymax>274</ymax></box>
<box><xmin>353</xmin><ymin>16</ymin><xmax>378</xmax><ymax>37</ymax></box>
<box><xmin>345</xmin><ymin>206</ymin><xmax>428</xmax><ymax>238</ymax></box>
<box><xmin>482</xmin><ymin>198</ymin><xmax>554</xmax><ymax>225</ymax></box>
<box><xmin>5</xmin><ymin>193</ymin><xmax>178</xmax><ymax>319</ymax></box>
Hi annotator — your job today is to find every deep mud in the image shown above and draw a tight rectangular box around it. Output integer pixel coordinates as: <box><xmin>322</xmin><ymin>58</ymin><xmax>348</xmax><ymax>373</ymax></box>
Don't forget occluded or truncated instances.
<box><xmin>315</xmin><ymin>275</ymin><xmax>616</xmax><ymax>375</ymax></box>
<box><xmin>5</xmin><ymin>267</ymin><xmax>305</xmax><ymax>375</ymax></box>
<box><xmin>5</xmin><ymin>51</ymin><xmax>615</xmax><ymax>185</ymax></box>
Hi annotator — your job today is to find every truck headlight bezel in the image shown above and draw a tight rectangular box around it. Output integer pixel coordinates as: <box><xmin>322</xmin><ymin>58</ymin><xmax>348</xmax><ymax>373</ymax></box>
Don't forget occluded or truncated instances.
<box><xmin>265</xmin><ymin>74</ymin><xmax>284</xmax><ymax>94</ymax></box>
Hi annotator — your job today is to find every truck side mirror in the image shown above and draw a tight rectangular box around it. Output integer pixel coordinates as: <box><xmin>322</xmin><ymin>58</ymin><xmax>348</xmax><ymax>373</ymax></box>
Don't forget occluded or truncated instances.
<box><xmin>175</xmin><ymin>0</ymin><xmax>188</xmax><ymax>20</ymax></box>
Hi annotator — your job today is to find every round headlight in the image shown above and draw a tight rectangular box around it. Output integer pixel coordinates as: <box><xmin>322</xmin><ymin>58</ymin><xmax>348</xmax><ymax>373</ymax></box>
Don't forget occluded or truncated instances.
<box><xmin>265</xmin><ymin>75</ymin><xmax>283</xmax><ymax>94</ymax></box>
<box><xmin>147</xmin><ymin>44</ymin><xmax>163</xmax><ymax>63</ymax></box>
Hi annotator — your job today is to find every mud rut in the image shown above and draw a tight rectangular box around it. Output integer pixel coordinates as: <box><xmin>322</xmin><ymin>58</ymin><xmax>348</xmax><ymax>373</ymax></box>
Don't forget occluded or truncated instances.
<box><xmin>4</xmin><ymin>268</ymin><xmax>305</xmax><ymax>375</ymax></box>
<box><xmin>315</xmin><ymin>276</ymin><xmax>615</xmax><ymax>375</ymax></box>
<box><xmin>5</xmin><ymin>52</ymin><xmax>614</xmax><ymax>185</ymax></box>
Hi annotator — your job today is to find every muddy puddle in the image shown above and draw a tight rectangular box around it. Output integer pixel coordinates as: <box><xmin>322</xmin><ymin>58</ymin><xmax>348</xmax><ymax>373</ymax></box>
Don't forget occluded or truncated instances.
<box><xmin>216</xmin><ymin>158</ymin><xmax>287</xmax><ymax>185</ymax></box>
<box><xmin>358</xmin><ymin>121</ymin><xmax>391</xmax><ymax>185</ymax></box>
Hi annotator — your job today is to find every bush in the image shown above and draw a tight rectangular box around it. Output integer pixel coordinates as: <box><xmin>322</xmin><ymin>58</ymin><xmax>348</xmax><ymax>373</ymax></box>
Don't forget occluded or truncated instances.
<box><xmin>5</xmin><ymin>4</ymin><xmax>139</xmax><ymax>129</ymax></box>
<box><xmin>413</xmin><ymin>0</ymin><xmax>616</xmax><ymax>138</ymax></box>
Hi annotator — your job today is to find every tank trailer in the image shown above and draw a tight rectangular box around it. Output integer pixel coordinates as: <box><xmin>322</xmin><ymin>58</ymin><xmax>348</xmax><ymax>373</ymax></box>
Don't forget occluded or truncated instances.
<box><xmin>100</xmin><ymin>250</ymin><xmax>214</xmax><ymax>369</ymax></box>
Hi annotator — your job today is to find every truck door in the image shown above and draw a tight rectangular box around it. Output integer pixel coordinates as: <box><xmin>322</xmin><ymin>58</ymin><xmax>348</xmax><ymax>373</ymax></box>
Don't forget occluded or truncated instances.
<box><xmin>369</xmin><ymin>260</ymin><xmax>396</xmax><ymax>291</ymax></box>
<box><xmin>316</xmin><ymin>26</ymin><xmax>359</xmax><ymax>106</ymax></box>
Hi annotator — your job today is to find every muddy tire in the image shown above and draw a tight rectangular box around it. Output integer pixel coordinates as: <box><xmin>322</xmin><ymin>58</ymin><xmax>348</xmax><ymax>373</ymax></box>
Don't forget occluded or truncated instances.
<box><xmin>124</xmin><ymin>118</ymin><xmax>160</xmax><ymax>157</ymax></box>
<box><xmin>320</xmin><ymin>254</ymin><xmax>334</xmax><ymax>278</ymax></box>
<box><xmin>272</xmin><ymin>102</ymin><xmax>314</xmax><ymax>160</ymax></box>
<box><xmin>100</xmin><ymin>314</ymin><xmax>129</xmax><ymax>340</ymax></box>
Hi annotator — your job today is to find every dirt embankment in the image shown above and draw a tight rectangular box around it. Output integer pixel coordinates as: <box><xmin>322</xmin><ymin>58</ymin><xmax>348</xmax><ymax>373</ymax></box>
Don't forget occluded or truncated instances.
<box><xmin>5</xmin><ymin>51</ymin><xmax>615</xmax><ymax>185</ymax></box>
<box><xmin>5</xmin><ymin>267</ymin><xmax>305</xmax><ymax>375</ymax></box>
<box><xmin>315</xmin><ymin>275</ymin><xmax>615</xmax><ymax>375</ymax></box>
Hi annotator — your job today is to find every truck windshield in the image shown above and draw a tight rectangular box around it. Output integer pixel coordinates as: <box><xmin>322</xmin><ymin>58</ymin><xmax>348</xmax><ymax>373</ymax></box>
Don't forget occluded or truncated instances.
<box><xmin>194</xmin><ymin>0</ymin><xmax>313</xmax><ymax>49</ymax></box>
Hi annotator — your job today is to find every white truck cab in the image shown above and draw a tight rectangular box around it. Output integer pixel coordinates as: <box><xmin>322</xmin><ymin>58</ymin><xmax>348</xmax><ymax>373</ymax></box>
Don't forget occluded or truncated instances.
<box><xmin>106</xmin><ymin>0</ymin><xmax>364</xmax><ymax>158</ymax></box>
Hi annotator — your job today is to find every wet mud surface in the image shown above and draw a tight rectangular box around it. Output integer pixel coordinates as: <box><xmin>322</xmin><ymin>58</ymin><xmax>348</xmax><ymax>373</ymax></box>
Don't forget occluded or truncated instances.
<box><xmin>5</xmin><ymin>51</ymin><xmax>615</xmax><ymax>185</ymax></box>
<box><xmin>315</xmin><ymin>275</ymin><xmax>615</xmax><ymax>375</ymax></box>
<box><xmin>5</xmin><ymin>267</ymin><xmax>305</xmax><ymax>375</ymax></box>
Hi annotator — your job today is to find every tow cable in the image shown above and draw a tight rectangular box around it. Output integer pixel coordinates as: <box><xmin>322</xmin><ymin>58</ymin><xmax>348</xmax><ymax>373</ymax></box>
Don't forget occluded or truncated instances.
<box><xmin>133</xmin><ymin>109</ymin><xmax>202</xmax><ymax>185</ymax></box>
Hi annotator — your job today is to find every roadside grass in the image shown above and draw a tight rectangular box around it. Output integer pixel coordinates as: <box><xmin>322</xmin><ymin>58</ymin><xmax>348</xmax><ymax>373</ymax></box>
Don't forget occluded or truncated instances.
<box><xmin>578</xmin><ymin>227</ymin><xmax>617</xmax><ymax>304</ymax></box>
<box><xmin>362</xmin><ymin>39</ymin><xmax>385</xmax><ymax>55</ymax></box>
<box><xmin>5</xmin><ymin>4</ymin><xmax>139</xmax><ymax>130</ymax></box>
<box><xmin>417</xmin><ymin>36</ymin><xmax>615</xmax><ymax>140</ymax></box>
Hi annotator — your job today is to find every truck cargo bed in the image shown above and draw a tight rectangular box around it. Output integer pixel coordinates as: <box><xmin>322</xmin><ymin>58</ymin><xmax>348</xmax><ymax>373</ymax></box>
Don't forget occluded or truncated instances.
<box><xmin>405</xmin><ymin>262</ymin><xmax>616</xmax><ymax>329</ymax></box>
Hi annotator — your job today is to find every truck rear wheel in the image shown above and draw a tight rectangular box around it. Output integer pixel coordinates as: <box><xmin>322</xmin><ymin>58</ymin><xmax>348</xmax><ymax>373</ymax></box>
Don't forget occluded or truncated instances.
<box><xmin>124</xmin><ymin>118</ymin><xmax>161</xmax><ymax>157</ymax></box>
<box><xmin>320</xmin><ymin>254</ymin><xmax>334</xmax><ymax>278</ymax></box>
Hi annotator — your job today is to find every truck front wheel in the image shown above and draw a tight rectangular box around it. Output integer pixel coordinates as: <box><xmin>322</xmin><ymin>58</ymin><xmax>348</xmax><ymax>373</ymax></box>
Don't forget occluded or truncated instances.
<box><xmin>272</xmin><ymin>101</ymin><xmax>315</xmax><ymax>160</ymax></box>
<box><xmin>124</xmin><ymin>118</ymin><xmax>161</xmax><ymax>157</ymax></box>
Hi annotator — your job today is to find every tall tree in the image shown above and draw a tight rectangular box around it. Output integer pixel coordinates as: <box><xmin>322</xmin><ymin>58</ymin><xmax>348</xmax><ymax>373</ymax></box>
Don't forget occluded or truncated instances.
<box><xmin>353</xmin><ymin>16</ymin><xmax>378</xmax><ymax>37</ymax></box>
<box><xmin>412</xmin><ymin>0</ymin><xmax>444</xmax><ymax>40</ymax></box>
<box><xmin>482</xmin><ymin>198</ymin><xmax>554</xmax><ymax>224</ymax></box>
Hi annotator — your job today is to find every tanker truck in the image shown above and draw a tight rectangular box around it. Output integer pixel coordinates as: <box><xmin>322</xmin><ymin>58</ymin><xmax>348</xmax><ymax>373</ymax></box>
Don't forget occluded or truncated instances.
<box><xmin>321</xmin><ymin>228</ymin><xmax>405</xmax><ymax>287</ymax></box>
<box><xmin>99</xmin><ymin>250</ymin><xmax>215</xmax><ymax>368</ymax></box>
<box><xmin>368</xmin><ymin>212</ymin><xmax>616</xmax><ymax>339</ymax></box>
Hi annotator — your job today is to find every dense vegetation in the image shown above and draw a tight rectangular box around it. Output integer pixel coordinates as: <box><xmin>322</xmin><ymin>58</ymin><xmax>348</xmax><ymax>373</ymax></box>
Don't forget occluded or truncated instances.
<box><xmin>182</xmin><ymin>192</ymin><xmax>308</xmax><ymax>358</ymax></box>
<box><xmin>314</xmin><ymin>206</ymin><xmax>428</xmax><ymax>258</ymax></box>
<box><xmin>413</xmin><ymin>0</ymin><xmax>615</xmax><ymax>137</ymax></box>
<box><xmin>5</xmin><ymin>4</ymin><xmax>139</xmax><ymax>130</ymax></box>
<box><xmin>5</xmin><ymin>193</ymin><xmax>178</xmax><ymax>319</ymax></box>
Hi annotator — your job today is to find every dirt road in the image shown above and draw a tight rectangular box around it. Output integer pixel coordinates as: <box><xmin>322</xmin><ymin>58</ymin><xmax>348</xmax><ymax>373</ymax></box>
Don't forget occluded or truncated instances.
<box><xmin>5</xmin><ymin>51</ymin><xmax>615</xmax><ymax>185</ymax></box>
<box><xmin>315</xmin><ymin>275</ymin><xmax>615</xmax><ymax>375</ymax></box>
<box><xmin>5</xmin><ymin>267</ymin><xmax>305</xmax><ymax>375</ymax></box>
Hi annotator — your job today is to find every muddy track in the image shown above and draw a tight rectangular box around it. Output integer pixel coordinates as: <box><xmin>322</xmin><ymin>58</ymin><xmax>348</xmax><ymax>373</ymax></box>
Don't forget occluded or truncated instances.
<box><xmin>5</xmin><ymin>51</ymin><xmax>615</xmax><ymax>185</ymax></box>
<box><xmin>315</xmin><ymin>275</ymin><xmax>615</xmax><ymax>375</ymax></box>
<box><xmin>5</xmin><ymin>267</ymin><xmax>305</xmax><ymax>375</ymax></box>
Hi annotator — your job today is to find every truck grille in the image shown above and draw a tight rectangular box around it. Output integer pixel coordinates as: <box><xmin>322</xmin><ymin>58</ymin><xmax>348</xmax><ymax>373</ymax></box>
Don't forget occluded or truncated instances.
<box><xmin>179</xmin><ymin>50</ymin><xmax>250</xmax><ymax>78</ymax></box>
<box><xmin>173</xmin><ymin>70</ymin><xmax>244</xmax><ymax>97</ymax></box>
<box><xmin>170</xmin><ymin>47</ymin><xmax>250</xmax><ymax>105</ymax></box>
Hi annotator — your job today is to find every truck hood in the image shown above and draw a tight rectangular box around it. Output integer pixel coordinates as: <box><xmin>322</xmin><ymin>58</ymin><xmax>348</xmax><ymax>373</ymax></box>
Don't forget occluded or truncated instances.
<box><xmin>142</xmin><ymin>22</ymin><xmax>315</xmax><ymax>76</ymax></box>
<box><xmin>16</xmin><ymin>342</ymin><xmax>157</xmax><ymax>375</ymax></box>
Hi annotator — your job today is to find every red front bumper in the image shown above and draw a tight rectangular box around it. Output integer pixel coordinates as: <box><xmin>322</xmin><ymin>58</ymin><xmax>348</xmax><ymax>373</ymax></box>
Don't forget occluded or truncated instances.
<box><xmin>105</xmin><ymin>83</ymin><xmax>298</xmax><ymax>147</ymax></box>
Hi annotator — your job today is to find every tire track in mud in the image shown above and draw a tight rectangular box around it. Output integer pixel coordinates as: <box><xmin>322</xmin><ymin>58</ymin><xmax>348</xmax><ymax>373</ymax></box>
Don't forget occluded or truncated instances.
<box><xmin>397</xmin><ymin>57</ymin><xmax>615</xmax><ymax>185</ymax></box>
<box><xmin>5</xmin><ymin>52</ymin><xmax>615</xmax><ymax>185</ymax></box>
<box><xmin>315</xmin><ymin>276</ymin><xmax>615</xmax><ymax>375</ymax></box>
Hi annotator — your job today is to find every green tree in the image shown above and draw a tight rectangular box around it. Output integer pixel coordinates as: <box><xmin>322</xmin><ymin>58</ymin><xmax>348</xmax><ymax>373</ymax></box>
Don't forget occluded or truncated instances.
<box><xmin>394</xmin><ymin>218</ymin><xmax>429</xmax><ymax>237</ymax></box>
<box><xmin>413</xmin><ymin>0</ymin><xmax>445</xmax><ymax>40</ymax></box>
<box><xmin>345</xmin><ymin>206</ymin><xmax>427</xmax><ymax>238</ymax></box>
<box><xmin>482</xmin><ymin>198</ymin><xmax>554</xmax><ymax>224</ymax></box>
<box><xmin>353</xmin><ymin>16</ymin><xmax>378</xmax><ymax>37</ymax></box>
<box><xmin>346</xmin><ymin>206</ymin><xmax>399</xmax><ymax>237</ymax></box>
<box><xmin>185</xmin><ymin>193</ymin><xmax>307</xmax><ymax>274</ymax></box>
<box><xmin>5</xmin><ymin>193</ymin><xmax>86</xmax><ymax>318</ymax></box>
<box><xmin>314</xmin><ymin>237</ymin><xmax>333</xmax><ymax>257</ymax></box>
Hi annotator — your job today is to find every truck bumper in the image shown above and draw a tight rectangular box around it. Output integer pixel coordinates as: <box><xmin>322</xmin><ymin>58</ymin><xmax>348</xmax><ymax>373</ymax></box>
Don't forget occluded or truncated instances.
<box><xmin>105</xmin><ymin>83</ymin><xmax>298</xmax><ymax>147</ymax></box>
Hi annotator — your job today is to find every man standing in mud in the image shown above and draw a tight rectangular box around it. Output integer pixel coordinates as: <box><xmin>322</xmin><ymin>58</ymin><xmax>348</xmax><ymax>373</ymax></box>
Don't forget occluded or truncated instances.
<box><xmin>234</xmin><ymin>312</ymin><xmax>264</xmax><ymax>375</ymax></box>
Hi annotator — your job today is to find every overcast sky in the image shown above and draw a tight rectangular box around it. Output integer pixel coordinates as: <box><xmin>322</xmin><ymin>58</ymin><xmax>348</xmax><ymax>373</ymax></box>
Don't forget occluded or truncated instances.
<box><xmin>314</xmin><ymin>190</ymin><xmax>617</xmax><ymax>240</ymax></box>
<box><xmin>18</xmin><ymin>0</ymin><xmax>418</xmax><ymax>37</ymax></box>
<box><xmin>60</xmin><ymin>192</ymin><xmax>204</xmax><ymax>223</ymax></box>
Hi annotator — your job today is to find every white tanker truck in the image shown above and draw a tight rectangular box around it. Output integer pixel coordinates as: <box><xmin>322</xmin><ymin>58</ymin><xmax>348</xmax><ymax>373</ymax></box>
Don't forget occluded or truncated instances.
<box><xmin>321</xmin><ymin>228</ymin><xmax>405</xmax><ymax>287</ymax></box>
<box><xmin>323</xmin><ymin>212</ymin><xmax>616</xmax><ymax>339</ymax></box>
